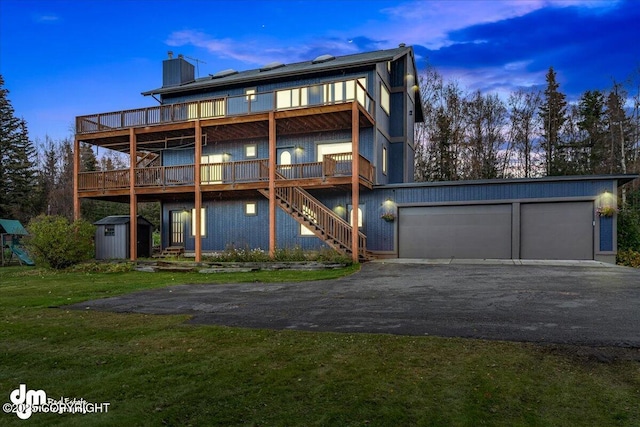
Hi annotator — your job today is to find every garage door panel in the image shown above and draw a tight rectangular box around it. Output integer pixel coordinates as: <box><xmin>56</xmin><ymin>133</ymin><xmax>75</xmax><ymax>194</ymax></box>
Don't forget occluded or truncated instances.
<box><xmin>399</xmin><ymin>205</ymin><xmax>512</xmax><ymax>259</ymax></box>
<box><xmin>520</xmin><ymin>202</ymin><xmax>593</xmax><ymax>260</ymax></box>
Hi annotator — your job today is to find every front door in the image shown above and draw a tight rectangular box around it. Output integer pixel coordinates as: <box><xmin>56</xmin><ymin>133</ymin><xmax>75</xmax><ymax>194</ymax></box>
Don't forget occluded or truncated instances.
<box><xmin>277</xmin><ymin>148</ymin><xmax>293</xmax><ymax>178</ymax></box>
<box><xmin>170</xmin><ymin>211</ymin><xmax>185</xmax><ymax>247</ymax></box>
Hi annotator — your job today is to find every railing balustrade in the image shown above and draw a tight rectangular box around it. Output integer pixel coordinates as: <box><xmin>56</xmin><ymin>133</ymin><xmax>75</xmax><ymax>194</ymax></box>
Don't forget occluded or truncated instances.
<box><xmin>76</xmin><ymin>79</ymin><xmax>374</xmax><ymax>134</ymax></box>
<box><xmin>274</xmin><ymin>186</ymin><xmax>367</xmax><ymax>258</ymax></box>
<box><xmin>78</xmin><ymin>155</ymin><xmax>372</xmax><ymax>191</ymax></box>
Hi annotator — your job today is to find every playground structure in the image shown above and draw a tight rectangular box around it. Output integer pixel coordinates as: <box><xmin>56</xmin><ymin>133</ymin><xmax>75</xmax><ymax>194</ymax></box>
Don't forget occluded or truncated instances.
<box><xmin>0</xmin><ymin>219</ymin><xmax>35</xmax><ymax>266</ymax></box>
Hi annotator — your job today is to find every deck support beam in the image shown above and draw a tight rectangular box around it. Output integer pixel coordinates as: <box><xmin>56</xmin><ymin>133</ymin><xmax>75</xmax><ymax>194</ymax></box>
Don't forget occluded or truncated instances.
<box><xmin>129</xmin><ymin>128</ymin><xmax>138</xmax><ymax>261</ymax></box>
<box><xmin>73</xmin><ymin>137</ymin><xmax>81</xmax><ymax>221</ymax></box>
<box><xmin>351</xmin><ymin>101</ymin><xmax>360</xmax><ymax>263</ymax></box>
<box><xmin>268</xmin><ymin>111</ymin><xmax>276</xmax><ymax>259</ymax></box>
<box><xmin>194</xmin><ymin>120</ymin><xmax>202</xmax><ymax>262</ymax></box>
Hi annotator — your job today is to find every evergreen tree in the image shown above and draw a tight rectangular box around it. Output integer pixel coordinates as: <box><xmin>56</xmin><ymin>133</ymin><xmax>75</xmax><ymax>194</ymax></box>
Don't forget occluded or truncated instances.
<box><xmin>577</xmin><ymin>90</ymin><xmax>606</xmax><ymax>174</ymax></box>
<box><xmin>0</xmin><ymin>75</ymin><xmax>38</xmax><ymax>221</ymax></box>
<box><xmin>604</xmin><ymin>84</ymin><xmax>632</xmax><ymax>175</ymax></box>
<box><xmin>539</xmin><ymin>67</ymin><xmax>568</xmax><ymax>175</ymax></box>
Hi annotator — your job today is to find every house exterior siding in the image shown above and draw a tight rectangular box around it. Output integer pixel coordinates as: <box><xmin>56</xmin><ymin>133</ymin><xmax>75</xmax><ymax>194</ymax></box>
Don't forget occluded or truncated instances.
<box><xmin>75</xmin><ymin>45</ymin><xmax>634</xmax><ymax>263</ymax></box>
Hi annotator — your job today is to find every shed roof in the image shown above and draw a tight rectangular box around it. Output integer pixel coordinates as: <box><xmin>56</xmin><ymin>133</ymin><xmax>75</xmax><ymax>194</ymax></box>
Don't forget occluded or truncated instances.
<box><xmin>93</xmin><ymin>215</ymin><xmax>153</xmax><ymax>226</ymax></box>
<box><xmin>0</xmin><ymin>219</ymin><xmax>28</xmax><ymax>235</ymax></box>
<box><xmin>142</xmin><ymin>46</ymin><xmax>414</xmax><ymax>97</ymax></box>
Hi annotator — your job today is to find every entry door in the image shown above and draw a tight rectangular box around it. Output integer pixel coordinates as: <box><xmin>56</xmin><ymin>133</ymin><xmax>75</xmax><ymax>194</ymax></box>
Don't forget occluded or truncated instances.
<box><xmin>202</xmin><ymin>154</ymin><xmax>223</xmax><ymax>184</ymax></box>
<box><xmin>170</xmin><ymin>211</ymin><xmax>185</xmax><ymax>246</ymax></box>
<box><xmin>277</xmin><ymin>148</ymin><xmax>293</xmax><ymax>178</ymax></box>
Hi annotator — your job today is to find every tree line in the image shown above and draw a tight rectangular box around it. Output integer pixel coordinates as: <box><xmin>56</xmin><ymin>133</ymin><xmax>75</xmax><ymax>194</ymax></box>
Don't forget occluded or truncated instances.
<box><xmin>2</xmin><ymin>66</ymin><xmax>640</xmax><ymax>228</ymax></box>
<box><xmin>414</xmin><ymin>65</ymin><xmax>640</xmax><ymax>183</ymax></box>
<box><xmin>0</xmin><ymin>74</ymin><xmax>159</xmax><ymax>226</ymax></box>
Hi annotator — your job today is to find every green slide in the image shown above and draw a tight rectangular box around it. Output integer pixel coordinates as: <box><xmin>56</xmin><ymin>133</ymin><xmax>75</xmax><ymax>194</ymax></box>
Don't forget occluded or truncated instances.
<box><xmin>10</xmin><ymin>244</ymin><xmax>35</xmax><ymax>266</ymax></box>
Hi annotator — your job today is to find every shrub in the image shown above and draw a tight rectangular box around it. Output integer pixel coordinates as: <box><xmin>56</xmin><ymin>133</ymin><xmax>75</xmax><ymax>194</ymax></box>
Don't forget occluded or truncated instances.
<box><xmin>616</xmin><ymin>249</ymin><xmax>640</xmax><ymax>268</ymax></box>
<box><xmin>25</xmin><ymin>215</ymin><xmax>95</xmax><ymax>269</ymax></box>
<box><xmin>618</xmin><ymin>208</ymin><xmax>640</xmax><ymax>252</ymax></box>
<box><xmin>274</xmin><ymin>246</ymin><xmax>307</xmax><ymax>261</ymax></box>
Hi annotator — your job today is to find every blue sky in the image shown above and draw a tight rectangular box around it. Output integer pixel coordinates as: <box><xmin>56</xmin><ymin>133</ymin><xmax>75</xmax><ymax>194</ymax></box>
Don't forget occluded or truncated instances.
<box><xmin>1</xmin><ymin>0</ymin><xmax>638</xmax><ymax>143</ymax></box>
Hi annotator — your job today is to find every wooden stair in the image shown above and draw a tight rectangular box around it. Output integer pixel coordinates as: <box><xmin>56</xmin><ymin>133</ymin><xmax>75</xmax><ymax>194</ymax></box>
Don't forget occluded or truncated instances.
<box><xmin>258</xmin><ymin>185</ymin><xmax>368</xmax><ymax>261</ymax></box>
<box><xmin>154</xmin><ymin>246</ymin><xmax>185</xmax><ymax>258</ymax></box>
<box><xmin>137</xmin><ymin>151</ymin><xmax>160</xmax><ymax>168</ymax></box>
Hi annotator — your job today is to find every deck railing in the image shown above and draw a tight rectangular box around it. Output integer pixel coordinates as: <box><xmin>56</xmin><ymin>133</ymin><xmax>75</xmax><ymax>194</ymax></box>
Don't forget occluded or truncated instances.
<box><xmin>76</xmin><ymin>79</ymin><xmax>374</xmax><ymax>134</ymax></box>
<box><xmin>273</xmin><ymin>185</ymin><xmax>367</xmax><ymax>258</ymax></box>
<box><xmin>78</xmin><ymin>155</ymin><xmax>373</xmax><ymax>191</ymax></box>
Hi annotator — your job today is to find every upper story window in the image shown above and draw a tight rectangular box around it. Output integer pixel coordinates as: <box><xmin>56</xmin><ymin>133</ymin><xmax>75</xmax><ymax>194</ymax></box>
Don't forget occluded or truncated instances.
<box><xmin>324</xmin><ymin>78</ymin><xmax>367</xmax><ymax>105</ymax></box>
<box><xmin>382</xmin><ymin>146</ymin><xmax>387</xmax><ymax>175</ymax></box>
<box><xmin>380</xmin><ymin>83</ymin><xmax>390</xmax><ymax>115</ymax></box>
<box><xmin>277</xmin><ymin>87</ymin><xmax>308</xmax><ymax>109</ymax></box>
<box><xmin>245</xmin><ymin>88</ymin><xmax>256</xmax><ymax>101</ymax></box>
<box><xmin>245</xmin><ymin>144</ymin><xmax>257</xmax><ymax>158</ymax></box>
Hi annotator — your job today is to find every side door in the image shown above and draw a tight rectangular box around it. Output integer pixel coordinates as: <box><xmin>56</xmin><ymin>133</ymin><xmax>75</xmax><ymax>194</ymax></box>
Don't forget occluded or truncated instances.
<box><xmin>170</xmin><ymin>211</ymin><xmax>185</xmax><ymax>247</ymax></box>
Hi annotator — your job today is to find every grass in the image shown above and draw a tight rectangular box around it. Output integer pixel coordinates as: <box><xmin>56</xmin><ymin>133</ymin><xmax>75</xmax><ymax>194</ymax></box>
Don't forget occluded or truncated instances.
<box><xmin>0</xmin><ymin>265</ymin><xmax>639</xmax><ymax>426</ymax></box>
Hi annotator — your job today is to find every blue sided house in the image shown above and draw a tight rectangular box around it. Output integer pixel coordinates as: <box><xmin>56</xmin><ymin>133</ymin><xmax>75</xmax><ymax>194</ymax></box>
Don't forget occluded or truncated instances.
<box><xmin>73</xmin><ymin>45</ymin><xmax>636</xmax><ymax>263</ymax></box>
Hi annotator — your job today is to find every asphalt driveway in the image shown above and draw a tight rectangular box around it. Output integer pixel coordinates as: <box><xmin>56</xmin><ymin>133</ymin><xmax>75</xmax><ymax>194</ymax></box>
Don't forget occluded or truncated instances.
<box><xmin>70</xmin><ymin>260</ymin><xmax>640</xmax><ymax>347</ymax></box>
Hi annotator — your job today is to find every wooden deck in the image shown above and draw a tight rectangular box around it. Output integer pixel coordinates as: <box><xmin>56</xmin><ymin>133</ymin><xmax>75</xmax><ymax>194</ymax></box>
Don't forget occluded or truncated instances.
<box><xmin>77</xmin><ymin>154</ymin><xmax>374</xmax><ymax>198</ymax></box>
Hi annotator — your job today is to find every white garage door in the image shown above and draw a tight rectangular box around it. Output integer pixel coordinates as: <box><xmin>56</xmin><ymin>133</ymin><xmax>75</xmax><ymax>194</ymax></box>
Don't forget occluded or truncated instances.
<box><xmin>520</xmin><ymin>202</ymin><xmax>593</xmax><ymax>260</ymax></box>
<box><xmin>398</xmin><ymin>205</ymin><xmax>512</xmax><ymax>259</ymax></box>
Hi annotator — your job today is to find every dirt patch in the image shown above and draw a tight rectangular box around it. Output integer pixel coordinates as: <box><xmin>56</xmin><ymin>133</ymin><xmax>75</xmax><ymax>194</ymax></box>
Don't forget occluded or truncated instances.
<box><xmin>538</xmin><ymin>343</ymin><xmax>640</xmax><ymax>363</ymax></box>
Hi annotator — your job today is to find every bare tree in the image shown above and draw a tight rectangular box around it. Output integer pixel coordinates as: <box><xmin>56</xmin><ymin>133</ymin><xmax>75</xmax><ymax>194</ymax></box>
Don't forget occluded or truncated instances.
<box><xmin>508</xmin><ymin>89</ymin><xmax>542</xmax><ymax>177</ymax></box>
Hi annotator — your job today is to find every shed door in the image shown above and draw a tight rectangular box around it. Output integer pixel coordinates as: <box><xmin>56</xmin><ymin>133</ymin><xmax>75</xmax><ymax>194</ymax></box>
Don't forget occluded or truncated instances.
<box><xmin>137</xmin><ymin>224</ymin><xmax>151</xmax><ymax>258</ymax></box>
<box><xmin>398</xmin><ymin>205</ymin><xmax>512</xmax><ymax>259</ymax></box>
<box><xmin>520</xmin><ymin>202</ymin><xmax>593</xmax><ymax>260</ymax></box>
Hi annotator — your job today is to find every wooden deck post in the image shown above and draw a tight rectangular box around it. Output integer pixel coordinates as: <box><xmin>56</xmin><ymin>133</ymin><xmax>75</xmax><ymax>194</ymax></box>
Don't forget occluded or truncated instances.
<box><xmin>269</xmin><ymin>111</ymin><xmax>276</xmax><ymax>259</ymax></box>
<box><xmin>129</xmin><ymin>128</ymin><xmax>138</xmax><ymax>261</ymax></box>
<box><xmin>73</xmin><ymin>136</ymin><xmax>81</xmax><ymax>221</ymax></box>
<box><xmin>351</xmin><ymin>101</ymin><xmax>360</xmax><ymax>263</ymax></box>
<box><xmin>194</xmin><ymin>120</ymin><xmax>202</xmax><ymax>262</ymax></box>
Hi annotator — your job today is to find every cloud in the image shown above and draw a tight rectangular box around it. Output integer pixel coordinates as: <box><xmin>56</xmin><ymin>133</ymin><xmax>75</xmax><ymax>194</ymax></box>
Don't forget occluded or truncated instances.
<box><xmin>165</xmin><ymin>29</ymin><xmax>363</xmax><ymax>68</ymax></box>
<box><xmin>35</xmin><ymin>14</ymin><xmax>59</xmax><ymax>22</ymax></box>
<box><xmin>412</xmin><ymin>0</ymin><xmax>638</xmax><ymax>98</ymax></box>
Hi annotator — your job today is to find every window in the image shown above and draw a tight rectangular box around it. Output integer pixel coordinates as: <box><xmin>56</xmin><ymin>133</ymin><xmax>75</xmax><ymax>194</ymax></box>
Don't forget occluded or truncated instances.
<box><xmin>316</xmin><ymin>142</ymin><xmax>352</xmax><ymax>161</ymax></box>
<box><xmin>349</xmin><ymin>206</ymin><xmax>363</xmax><ymax>228</ymax></box>
<box><xmin>245</xmin><ymin>202</ymin><xmax>257</xmax><ymax>216</ymax></box>
<box><xmin>245</xmin><ymin>144</ymin><xmax>257</xmax><ymax>158</ymax></box>
<box><xmin>191</xmin><ymin>208</ymin><xmax>206</xmax><ymax>237</ymax></box>
<box><xmin>280</xmin><ymin>150</ymin><xmax>292</xmax><ymax>165</ymax></box>
<box><xmin>382</xmin><ymin>146</ymin><xmax>387</xmax><ymax>175</ymax></box>
<box><xmin>300</xmin><ymin>224</ymin><xmax>315</xmax><ymax>236</ymax></box>
<box><xmin>104</xmin><ymin>225</ymin><xmax>115</xmax><ymax>237</ymax></box>
<box><xmin>380</xmin><ymin>83</ymin><xmax>390</xmax><ymax>115</ymax></box>
<box><xmin>276</xmin><ymin>87</ymin><xmax>308</xmax><ymax>109</ymax></box>
<box><xmin>245</xmin><ymin>88</ymin><xmax>256</xmax><ymax>101</ymax></box>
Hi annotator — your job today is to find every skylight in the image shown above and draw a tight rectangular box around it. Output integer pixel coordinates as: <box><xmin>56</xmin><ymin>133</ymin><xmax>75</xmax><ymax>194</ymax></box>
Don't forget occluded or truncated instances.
<box><xmin>312</xmin><ymin>54</ymin><xmax>335</xmax><ymax>64</ymax></box>
<box><xmin>211</xmin><ymin>69</ymin><xmax>238</xmax><ymax>79</ymax></box>
<box><xmin>260</xmin><ymin>61</ymin><xmax>285</xmax><ymax>72</ymax></box>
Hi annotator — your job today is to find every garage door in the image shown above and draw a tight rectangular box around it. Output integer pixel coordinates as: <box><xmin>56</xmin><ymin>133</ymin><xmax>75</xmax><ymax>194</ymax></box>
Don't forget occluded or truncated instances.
<box><xmin>398</xmin><ymin>205</ymin><xmax>512</xmax><ymax>259</ymax></box>
<box><xmin>520</xmin><ymin>202</ymin><xmax>593</xmax><ymax>260</ymax></box>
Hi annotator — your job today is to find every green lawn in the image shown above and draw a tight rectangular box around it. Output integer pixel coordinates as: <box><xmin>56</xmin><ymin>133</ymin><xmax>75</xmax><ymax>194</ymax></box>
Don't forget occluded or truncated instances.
<box><xmin>0</xmin><ymin>265</ymin><xmax>639</xmax><ymax>426</ymax></box>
